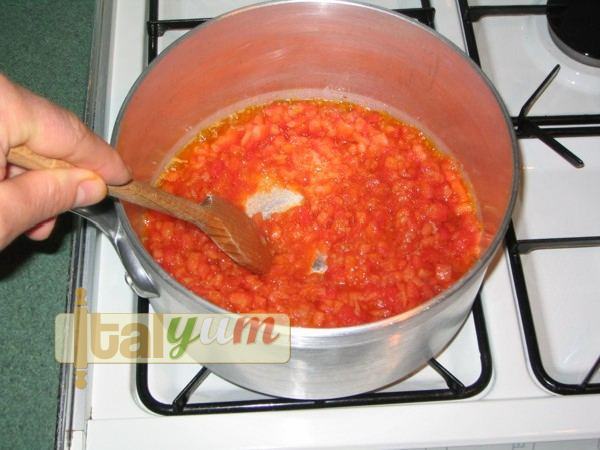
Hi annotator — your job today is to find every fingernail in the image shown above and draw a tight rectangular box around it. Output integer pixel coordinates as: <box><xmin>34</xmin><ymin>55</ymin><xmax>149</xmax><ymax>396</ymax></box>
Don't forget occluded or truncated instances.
<box><xmin>74</xmin><ymin>177</ymin><xmax>107</xmax><ymax>208</ymax></box>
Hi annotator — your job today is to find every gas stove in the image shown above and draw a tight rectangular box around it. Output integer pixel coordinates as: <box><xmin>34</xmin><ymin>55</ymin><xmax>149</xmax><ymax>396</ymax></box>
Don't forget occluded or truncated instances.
<box><xmin>57</xmin><ymin>1</ymin><xmax>600</xmax><ymax>449</ymax></box>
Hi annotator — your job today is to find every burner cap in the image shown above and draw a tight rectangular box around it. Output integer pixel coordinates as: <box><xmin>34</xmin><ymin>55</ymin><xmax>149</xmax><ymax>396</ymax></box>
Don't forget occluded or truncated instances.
<box><xmin>547</xmin><ymin>0</ymin><xmax>600</xmax><ymax>67</ymax></box>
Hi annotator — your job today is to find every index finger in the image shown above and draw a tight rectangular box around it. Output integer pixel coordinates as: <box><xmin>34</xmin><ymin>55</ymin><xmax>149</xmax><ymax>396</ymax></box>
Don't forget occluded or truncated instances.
<box><xmin>0</xmin><ymin>73</ymin><xmax>130</xmax><ymax>185</ymax></box>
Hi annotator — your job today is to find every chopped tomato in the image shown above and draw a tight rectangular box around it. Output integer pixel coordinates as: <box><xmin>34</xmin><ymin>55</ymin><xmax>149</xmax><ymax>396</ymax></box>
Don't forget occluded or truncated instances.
<box><xmin>143</xmin><ymin>100</ymin><xmax>482</xmax><ymax>328</ymax></box>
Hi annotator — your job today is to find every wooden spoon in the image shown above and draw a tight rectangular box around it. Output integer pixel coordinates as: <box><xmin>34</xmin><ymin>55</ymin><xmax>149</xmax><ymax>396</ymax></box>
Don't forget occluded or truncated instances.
<box><xmin>7</xmin><ymin>145</ymin><xmax>272</xmax><ymax>274</ymax></box>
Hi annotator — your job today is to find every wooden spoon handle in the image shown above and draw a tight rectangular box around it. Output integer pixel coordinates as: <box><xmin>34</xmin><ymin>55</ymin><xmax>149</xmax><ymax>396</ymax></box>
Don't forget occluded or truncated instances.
<box><xmin>7</xmin><ymin>145</ymin><xmax>73</xmax><ymax>171</ymax></box>
<box><xmin>107</xmin><ymin>179</ymin><xmax>217</xmax><ymax>231</ymax></box>
<box><xmin>7</xmin><ymin>145</ymin><xmax>213</xmax><ymax>226</ymax></box>
<box><xmin>7</xmin><ymin>145</ymin><xmax>273</xmax><ymax>273</ymax></box>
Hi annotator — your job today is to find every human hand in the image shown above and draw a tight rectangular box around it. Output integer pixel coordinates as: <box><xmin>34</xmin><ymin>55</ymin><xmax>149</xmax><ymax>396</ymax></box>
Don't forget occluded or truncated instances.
<box><xmin>0</xmin><ymin>73</ymin><xmax>130</xmax><ymax>249</ymax></box>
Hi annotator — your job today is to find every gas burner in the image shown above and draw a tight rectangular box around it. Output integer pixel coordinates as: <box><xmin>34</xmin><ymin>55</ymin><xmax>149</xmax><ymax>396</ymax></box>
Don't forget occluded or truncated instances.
<box><xmin>547</xmin><ymin>0</ymin><xmax>600</xmax><ymax>68</ymax></box>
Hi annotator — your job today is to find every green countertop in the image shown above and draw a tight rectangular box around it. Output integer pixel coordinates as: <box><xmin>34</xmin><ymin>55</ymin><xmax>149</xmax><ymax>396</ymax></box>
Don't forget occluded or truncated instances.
<box><xmin>0</xmin><ymin>1</ymin><xmax>96</xmax><ymax>449</ymax></box>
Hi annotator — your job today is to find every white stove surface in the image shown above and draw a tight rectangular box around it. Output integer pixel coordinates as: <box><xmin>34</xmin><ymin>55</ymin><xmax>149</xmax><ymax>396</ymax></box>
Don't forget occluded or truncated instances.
<box><xmin>66</xmin><ymin>1</ymin><xmax>600</xmax><ymax>449</ymax></box>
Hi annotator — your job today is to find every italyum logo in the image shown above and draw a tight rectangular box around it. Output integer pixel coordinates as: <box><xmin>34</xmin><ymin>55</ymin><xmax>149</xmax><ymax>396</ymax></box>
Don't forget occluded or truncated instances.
<box><xmin>55</xmin><ymin>289</ymin><xmax>291</xmax><ymax>389</ymax></box>
<box><xmin>167</xmin><ymin>315</ymin><xmax>282</xmax><ymax>359</ymax></box>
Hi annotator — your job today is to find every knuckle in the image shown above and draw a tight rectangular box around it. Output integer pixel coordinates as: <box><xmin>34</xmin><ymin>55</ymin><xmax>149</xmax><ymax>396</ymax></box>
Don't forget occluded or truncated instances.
<box><xmin>0</xmin><ymin>166</ymin><xmax>77</xmax><ymax>250</ymax></box>
<box><xmin>37</xmin><ymin>173</ymin><xmax>72</xmax><ymax>214</ymax></box>
<box><xmin>17</xmin><ymin>172</ymin><xmax>72</xmax><ymax>223</ymax></box>
<box><xmin>39</xmin><ymin>174</ymin><xmax>61</xmax><ymax>200</ymax></box>
<box><xmin>0</xmin><ymin>73</ymin><xmax>29</xmax><ymax>154</ymax></box>
<box><xmin>64</xmin><ymin>110</ymin><xmax>90</xmax><ymax>151</ymax></box>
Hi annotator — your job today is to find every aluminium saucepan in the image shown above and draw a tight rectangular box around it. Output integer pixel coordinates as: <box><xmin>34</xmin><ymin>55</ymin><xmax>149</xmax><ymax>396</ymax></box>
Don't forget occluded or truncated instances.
<box><xmin>78</xmin><ymin>0</ymin><xmax>518</xmax><ymax>399</ymax></box>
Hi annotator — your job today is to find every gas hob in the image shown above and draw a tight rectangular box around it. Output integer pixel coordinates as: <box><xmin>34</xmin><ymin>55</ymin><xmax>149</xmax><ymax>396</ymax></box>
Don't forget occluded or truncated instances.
<box><xmin>58</xmin><ymin>1</ymin><xmax>600</xmax><ymax>449</ymax></box>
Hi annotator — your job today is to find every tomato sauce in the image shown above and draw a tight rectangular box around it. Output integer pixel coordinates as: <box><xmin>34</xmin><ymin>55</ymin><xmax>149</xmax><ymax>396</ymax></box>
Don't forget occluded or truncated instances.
<box><xmin>143</xmin><ymin>100</ymin><xmax>482</xmax><ymax>328</ymax></box>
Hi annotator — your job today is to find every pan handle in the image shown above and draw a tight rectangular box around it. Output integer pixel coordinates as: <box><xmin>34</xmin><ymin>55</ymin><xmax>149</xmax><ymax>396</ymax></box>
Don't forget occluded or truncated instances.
<box><xmin>73</xmin><ymin>199</ymin><xmax>160</xmax><ymax>298</ymax></box>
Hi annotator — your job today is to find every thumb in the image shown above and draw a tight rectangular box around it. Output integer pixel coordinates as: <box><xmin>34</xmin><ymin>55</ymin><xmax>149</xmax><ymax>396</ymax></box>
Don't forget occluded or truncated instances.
<box><xmin>0</xmin><ymin>168</ymin><xmax>106</xmax><ymax>249</ymax></box>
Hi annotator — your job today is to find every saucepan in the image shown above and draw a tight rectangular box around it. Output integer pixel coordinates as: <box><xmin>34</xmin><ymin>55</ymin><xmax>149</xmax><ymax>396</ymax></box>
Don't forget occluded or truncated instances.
<box><xmin>79</xmin><ymin>0</ymin><xmax>518</xmax><ymax>399</ymax></box>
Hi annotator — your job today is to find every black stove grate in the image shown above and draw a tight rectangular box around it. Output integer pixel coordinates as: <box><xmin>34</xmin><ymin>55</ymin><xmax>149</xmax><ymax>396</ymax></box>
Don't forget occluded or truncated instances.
<box><xmin>505</xmin><ymin>228</ymin><xmax>600</xmax><ymax>395</ymax></box>
<box><xmin>146</xmin><ymin>1</ymin><xmax>436</xmax><ymax>62</ymax></box>
<box><xmin>458</xmin><ymin>0</ymin><xmax>600</xmax><ymax>395</ymax></box>
<box><xmin>136</xmin><ymin>295</ymin><xmax>491</xmax><ymax>415</ymax></box>
<box><xmin>458</xmin><ymin>1</ymin><xmax>600</xmax><ymax>158</ymax></box>
<box><xmin>135</xmin><ymin>0</ymin><xmax>492</xmax><ymax>416</ymax></box>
